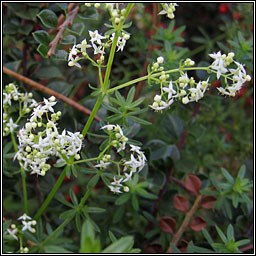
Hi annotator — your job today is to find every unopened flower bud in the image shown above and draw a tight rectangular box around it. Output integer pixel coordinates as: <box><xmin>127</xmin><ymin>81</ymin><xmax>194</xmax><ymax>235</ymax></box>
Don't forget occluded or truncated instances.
<box><xmin>11</xmin><ymin>224</ymin><xmax>16</xmax><ymax>229</ymax></box>
<box><xmin>123</xmin><ymin>186</ymin><xmax>129</xmax><ymax>192</ymax></box>
<box><xmin>75</xmin><ymin>154</ymin><xmax>80</xmax><ymax>160</ymax></box>
<box><xmin>49</xmin><ymin>96</ymin><xmax>56</xmax><ymax>102</ymax></box>
<box><xmin>115</xmin><ymin>17</ymin><xmax>120</xmax><ymax>24</ymax></box>
<box><xmin>157</xmin><ymin>56</ymin><xmax>164</xmax><ymax>64</ymax></box>
<box><xmin>182</xmin><ymin>97</ymin><xmax>189</xmax><ymax>104</ymax></box>
<box><xmin>123</xmin><ymin>33</ymin><xmax>130</xmax><ymax>40</ymax></box>
<box><xmin>94</xmin><ymin>3</ymin><xmax>100</xmax><ymax>8</ymax></box>
<box><xmin>154</xmin><ymin>95</ymin><xmax>162</xmax><ymax>102</ymax></box>
<box><xmin>246</xmin><ymin>75</ymin><xmax>251</xmax><ymax>81</ymax></box>
<box><xmin>180</xmin><ymin>90</ymin><xmax>187</xmax><ymax>96</ymax></box>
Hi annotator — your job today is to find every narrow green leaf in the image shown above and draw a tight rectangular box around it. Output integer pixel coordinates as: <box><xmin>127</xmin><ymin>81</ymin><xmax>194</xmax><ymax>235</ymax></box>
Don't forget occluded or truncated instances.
<box><xmin>102</xmin><ymin>236</ymin><xmax>134</xmax><ymax>253</ymax></box>
<box><xmin>115</xmin><ymin>90</ymin><xmax>126</xmax><ymax>106</ymax></box>
<box><xmin>59</xmin><ymin>209</ymin><xmax>76</xmax><ymax>220</ymax></box>
<box><xmin>131</xmin><ymin>194</ymin><xmax>139</xmax><ymax>210</ymax></box>
<box><xmin>237</xmin><ymin>165</ymin><xmax>246</xmax><ymax>179</ymax></box>
<box><xmin>66</xmin><ymin>165</ymin><xmax>71</xmax><ymax>179</ymax></box>
<box><xmin>55</xmin><ymin>194</ymin><xmax>74</xmax><ymax>208</ymax></box>
<box><xmin>76</xmin><ymin>213</ymin><xmax>81</xmax><ymax>232</ymax></box>
<box><xmin>128</xmin><ymin>116</ymin><xmax>152</xmax><ymax>125</ymax></box>
<box><xmin>101</xmin><ymin>102</ymin><xmax>121</xmax><ymax>113</ymax></box>
<box><xmin>86</xmin><ymin>207</ymin><xmax>106</xmax><ymax>213</ymax></box>
<box><xmin>71</xmin><ymin>165</ymin><xmax>78</xmax><ymax>178</ymax></box>
<box><xmin>108</xmin><ymin>230</ymin><xmax>117</xmax><ymax>242</ymax></box>
<box><xmin>115</xmin><ymin>193</ymin><xmax>131</xmax><ymax>205</ymax></box>
<box><xmin>235</xmin><ymin>239</ymin><xmax>250</xmax><ymax>247</ymax></box>
<box><xmin>87</xmin><ymin>174</ymin><xmax>100</xmax><ymax>189</ymax></box>
<box><xmin>221</xmin><ymin>168</ymin><xmax>234</xmax><ymax>184</ymax></box>
<box><xmin>215</xmin><ymin>225</ymin><xmax>227</xmax><ymax>243</ymax></box>
<box><xmin>130</xmin><ymin>97</ymin><xmax>145</xmax><ymax>108</ymax></box>
<box><xmin>126</xmin><ymin>87</ymin><xmax>135</xmax><ymax>105</ymax></box>
<box><xmin>202</xmin><ymin>228</ymin><xmax>214</xmax><ymax>244</ymax></box>
<box><xmin>227</xmin><ymin>224</ymin><xmax>234</xmax><ymax>241</ymax></box>
<box><xmin>44</xmin><ymin>245</ymin><xmax>73</xmax><ymax>253</ymax></box>
<box><xmin>69</xmin><ymin>188</ymin><xmax>78</xmax><ymax>206</ymax></box>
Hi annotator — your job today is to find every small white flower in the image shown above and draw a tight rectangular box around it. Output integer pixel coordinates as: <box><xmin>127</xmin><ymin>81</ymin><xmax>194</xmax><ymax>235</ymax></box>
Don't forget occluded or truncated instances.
<box><xmin>6</xmin><ymin>118</ymin><xmax>19</xmax><ymax>132</ymax></box>
<box><xmin>123</xmin><ymin>170</ymin><xmax>133</xmax><ymax>182</ymax></box>
<box><xmin>68</xmin><ymin>44</ymin><xmax>78</xmax><ymax>61</ymax></box>
<box><xmin>111</xmin><ymin>176</ymin><xmax>124</xmax><ymax>186</ymax></box>
<box><xmin>89</xmin><ymin>30</ymin><xmax>106</xmax><ymax>45</ymax></box>
<box><xmin>95</xmin><ymin>160</ymin><xmax>111</xmax><ymax>169</ymax></box>
<box><xmin>108</xmin><ymin>185</ymin><xmax>122</xmax><ymax>193</ymax></box>
<box><xmin>7</xmin><ymin>228</ymin><xmax>18</xmax><ymax>240</ymax></box>
<box><xmin>42</xmin><ymin>98</ymin><xmax>57</xmax><ymax>113</ymax></box>
<box><xmin>130</xmin><ymin>144</ymin><xmax>142</xmax><ymax>155</ymax></box>
<box><xmin>163</xmin><ymin>81</ymin><xmax>177</xmax><ymax>100</ymax></box>
<box><xmin>21</xmin><ymin>220</ymin><xmax>36</xmax><ymax>233</ymax></box>
<box><xmin>18</xmin><ymin>213</ymin><xmax>32</xmax><ymax>221</ymax></box>
<box><xmin>3</xmin><ymin>92</ymin><xmax>12</xmax><ymax>106</ymax></box>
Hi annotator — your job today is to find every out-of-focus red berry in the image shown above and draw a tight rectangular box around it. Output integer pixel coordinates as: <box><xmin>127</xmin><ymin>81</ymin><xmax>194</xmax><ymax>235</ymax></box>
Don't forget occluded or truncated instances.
<box><xmin>73</xmin><ymin>185</ymin><xmax>80</xmax><ymax>195</ymax></box>
<box><xmin>65</xmin><ymin>194</ymin><xmax>71</xmax><ymax>202</ymax></box>
<box><xmin>159</xmin><ymin>23</ymin><xmax>167</xmax><ymax>29</ymax></box>
<box><xmin>213</xmin><ymin>80</ymin><xmax>221</xmax><ymax>87</ymax></box>
<box><xmin>225</xmin><ymin>133</ymin><xmax>231</xmax><ymax>142</ymax></box>
<box><xmin>145</xmin><ymin>6</ymin><xmax>151</xmax><ymax>14</ymax></box>
<box><xmin>219</xmin><ymin>126</ymin><xmax>226</xmax><ymax>132</ymax></box>
<box><xmin>232</xmin><ymin>12</ymin><xmax>242</xmax><ymax>20</ymax></box>
<box><xmin>64</xmin><ymin>175</ymin><xmax>71</xmax><ymax>182</ymax></box>
<box><xmin>219</xmin><ymin>4</ymin><xmax>229</xmax><ymax>14</ymax></box>
<box><xmin>237</xmin><ymin>87</ymin><xmax>245</xmax><ymax>97</ymax></box>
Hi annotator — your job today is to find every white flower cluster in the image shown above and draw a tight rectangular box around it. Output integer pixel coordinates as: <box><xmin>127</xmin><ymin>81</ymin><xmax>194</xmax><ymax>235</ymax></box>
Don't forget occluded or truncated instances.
<box><xmin>209</xmin><ymin>51</ymin><xmax>251</xmax><ymax>96</ymax></box>
<box><xmin>95</xmin><ymin>124</ymin><xmax>147</xmax><ymax>194</ymax></box>
<box><xmin>3</xmin><ymin>83</ymin><xmax>37</xmax><ymax>136</ymax></box>
<box><xmin>159</xmin><ymin>3</ymin><xmax>178</xmax><ymax>19</ymax></box>
<box><xmin>149</xmin><ymin>52</ymin><xmax>251</xmax><ymax>111</ymax></box>
<box><xmin>149</xmin><ymin>57</ymin><xmax>207</xmax><ymax>111</ymax></box>
<box><xmin>15</xmin><ymin>96</ymin><xmax>83</xmax><ymax>176</ymax></box>
<box><xmin>68</xmin><ymin>30</ymin><xmax>130</xmax><ymax>68</ymax></box>
<box><xmin>6</xmin><ymin>213</ymin><xmax>36</xmax><ymax>250</ymax></box>
<box><xmin>85</xmin><ymin>3</ymin><xmax>127</xmax><ymax>24</ymax></box>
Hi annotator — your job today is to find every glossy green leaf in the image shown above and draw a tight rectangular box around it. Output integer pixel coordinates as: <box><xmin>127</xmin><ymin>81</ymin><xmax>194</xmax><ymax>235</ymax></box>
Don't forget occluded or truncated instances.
<box><xmin>32</xmin><ymin>30</ymin><xmax>50</xmax><ymax>45</ymax></box>
<box><xmin>37</xmin><ymin>44</ymin><xmax>48</xmax><ymax>58</ymax></box>
<box><xmin>37</xmin><ymin>9</ymin><xmax>58</xmax><ymax>29</ymax></box>
<box><xmin>36</xmin><ymin>66</ymin><xmax>63</xmax><ymax>79</ymax></box>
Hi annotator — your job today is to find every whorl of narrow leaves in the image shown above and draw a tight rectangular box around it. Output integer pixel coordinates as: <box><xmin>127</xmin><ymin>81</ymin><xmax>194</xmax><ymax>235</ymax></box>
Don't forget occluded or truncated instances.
<box><xmin>159</xmin><ymin>216</ymin><xmax>176</xmax><ymax>234</ymax></box>
<box><xmin>185</xmin><ymin>174</ymin><xmax>201</xmax><ymax>194</ymax></box>
<box><xmin>173</xmin><ymin>194</ymin><xmax>189</xmax><ymax>212</ymax></box>
<box><xmin>189</xmin><ymin>216</ymin><xmax>207</xmax><ymax>232</ymax></box>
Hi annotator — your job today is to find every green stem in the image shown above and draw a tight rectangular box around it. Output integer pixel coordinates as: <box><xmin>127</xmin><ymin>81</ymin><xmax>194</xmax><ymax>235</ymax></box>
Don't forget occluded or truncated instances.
<box><xmin>11</xmin><ymin>132</ymin><xmax>28</xmax><ymax>214</ymax></box>
<box><xmin>98</xmin><ymin>65</ymin><xmax>104</xmax><ymax>87</ymax></box>
<box><xmin>102</xmin><ymin>3</ymin><xmax>134</xmax><ymax>92</ymax></box>
<box><xmin>21</xmin><ymin>170</ymin><xmax>28</xmax><ymax>214</ymax></box>
<box><xmin>79</xmin><ymin>187</ymin><xmax>92</xmax><ymax>208</ymax></box>
<box><xmin>33</xmin><ymin>166</ymin><xmax>67</xmax><ymax>220</ymax></box>
<box><xmin>39</xmin><ymin>215</ymin><xmax>73</xmax><ymax>248</ymax></box>
<box><xmin>82</xmin><ymin>96</ymin><xmax>103</xmax><ymax>137</ymax></box>
<box><xmin>107</xmin><ymin>66</ymin><xmax>233</xmax><ymax>94</ymax></box>
<box><xmin>74</xmin><ymin>157</ymin><xmax>98</xmax><ymax>165</ymax></box>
